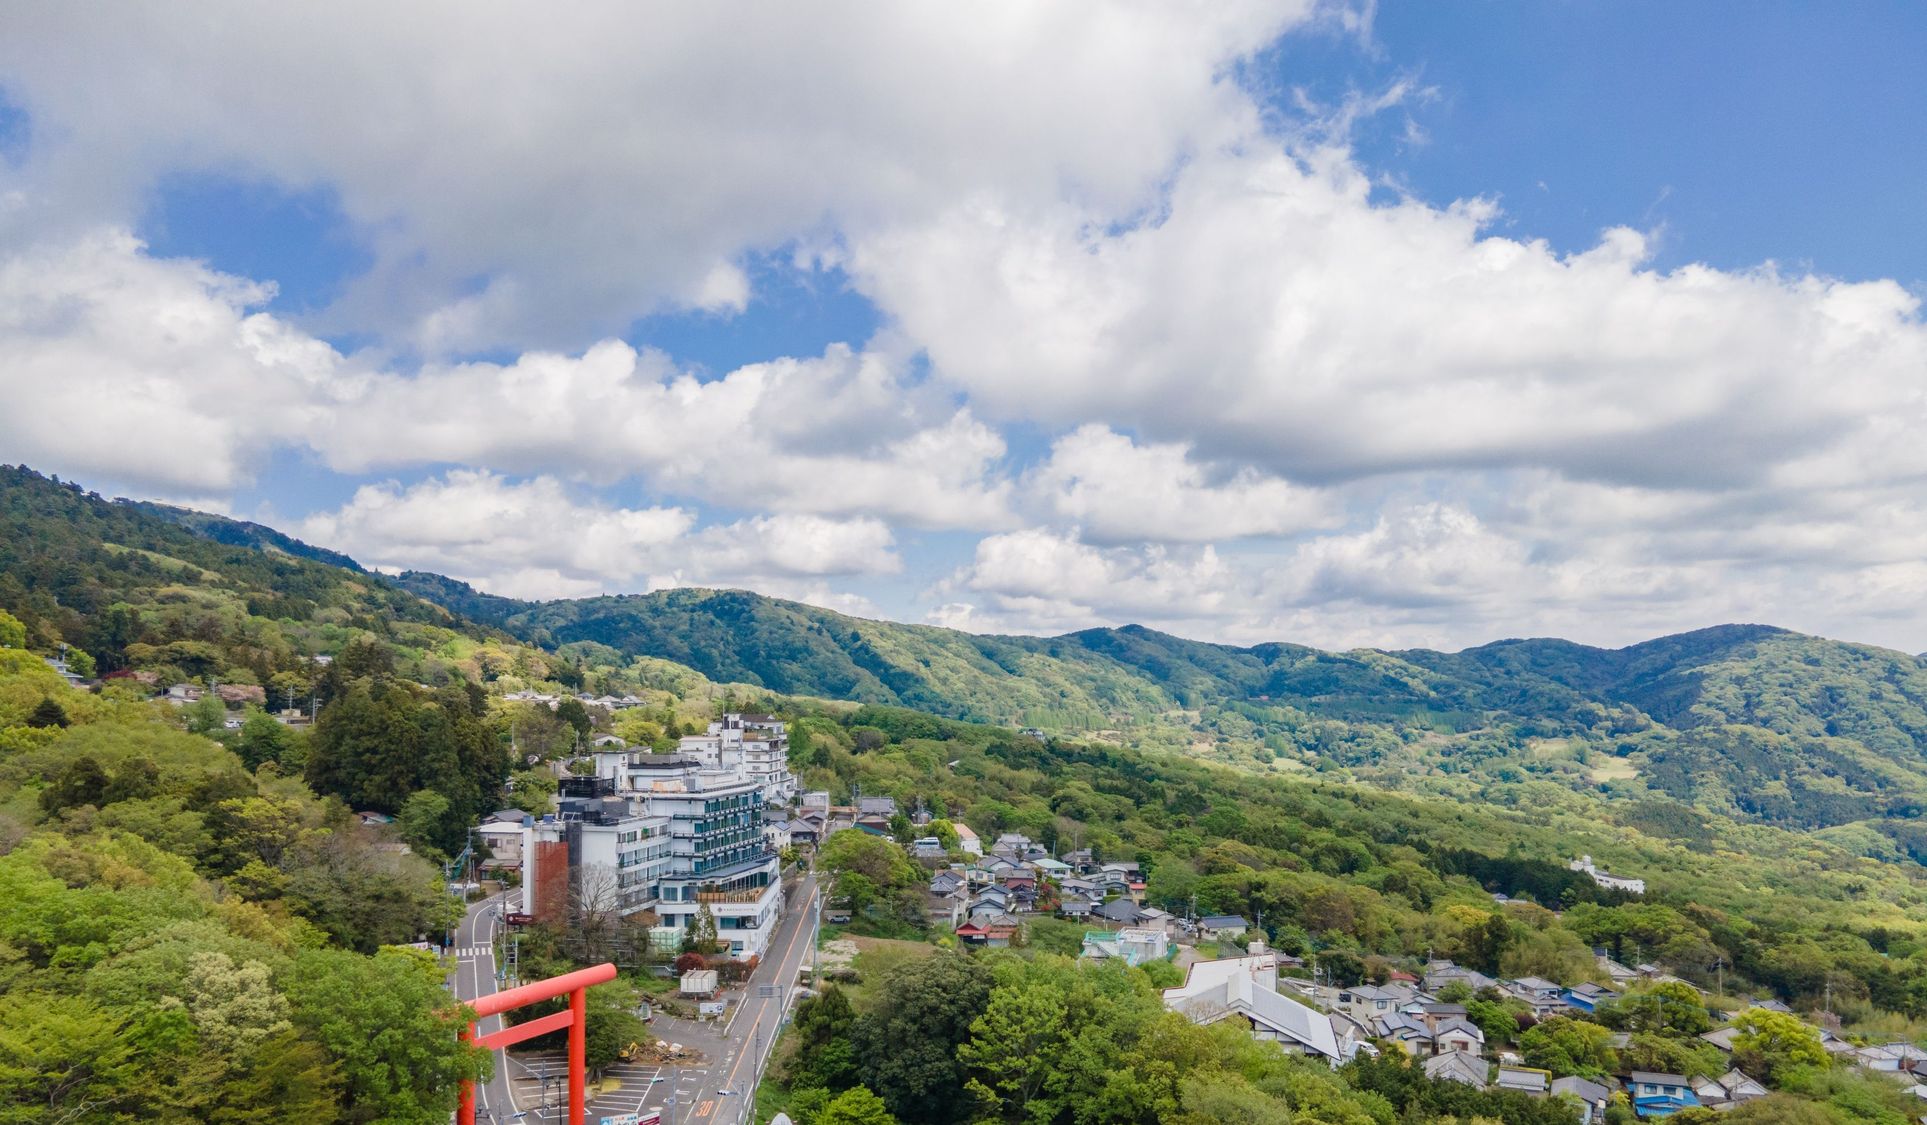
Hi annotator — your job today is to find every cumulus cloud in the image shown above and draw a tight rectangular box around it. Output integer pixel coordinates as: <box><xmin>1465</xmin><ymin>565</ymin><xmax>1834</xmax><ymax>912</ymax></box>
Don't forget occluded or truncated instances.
<box><xmin>0</xmin><ymin>231</ymin><xmax>1011</xmax><ymax>529</ymax></box>
<box><xmin>0</xmin><ymin>230</ymin><xmax>338</xmax><ymax>492</ymax></box>
<box><xmin>936</xmin><ymin>528</ymin><xmax>1242</xmax><ymax>636</ymax></box>
<box><xmin>8</xmin><ymin>9</ymin><xmax>1927</xmax><ymax>651</ymax></box>
<box><xmin>1029</xmin><ymin>424</ymin><xmax>1336</xmax><ymax>542</ymax></box>
<box><xmin>851</xmin><ymin>148</ymin><xmax>1927</xmax><ymax>492</ymax></box>
<box><xmin>0</xmin><ymin>1</ymin><xmax>1306</xmax><ymax>350</ymax></box>
<box><xmin>299</xmin><ymin>470</ymin><xmax>897</xmax><ymax>603</ymax></box>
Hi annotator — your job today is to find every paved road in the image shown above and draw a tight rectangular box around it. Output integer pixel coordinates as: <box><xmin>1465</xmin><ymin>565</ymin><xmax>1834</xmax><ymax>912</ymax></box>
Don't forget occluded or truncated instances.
<box><xmin>448</xmin><ymin>889</ymin><xmax>523</xmax><ymax>1125</ymax></box>
<box><xmin>672</xmin><ymin>873</ymin><xmax>819</xmax><ymax>1125</ymax></box>
<box><xmin>450</xmin><ymin>874</ymin><xmax>819</xmax><ymax>1125</ymax></box>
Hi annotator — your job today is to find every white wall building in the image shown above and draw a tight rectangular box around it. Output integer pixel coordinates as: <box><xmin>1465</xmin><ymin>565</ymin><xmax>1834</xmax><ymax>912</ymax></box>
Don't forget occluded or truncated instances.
<box><xmin>519</xmin><ymin>797</ymin><xmax>673</xmax><ymax>922</ymax></box>
<box><xmin>576</xmin><ymin>753</ymin><xmax>786</xmax><ymax>959</ymax></box>
<box><xmin>1570</xmin><ymin>855</ymin><xmax>1646</xmax><ymax>895</ymax></box>
<box><xmin>677</xmin><ymin>713</ymin><xmax>797</xmax><ymax>806</ymax></box>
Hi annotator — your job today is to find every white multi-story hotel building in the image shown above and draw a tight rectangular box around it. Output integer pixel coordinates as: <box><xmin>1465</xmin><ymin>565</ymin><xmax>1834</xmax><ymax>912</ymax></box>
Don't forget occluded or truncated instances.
<box><xmin>522</xmin><ymin>743</ymin><xmax>789</xmax><ymax>959</ymax></box>
<box><xmin>677</xmin><ymin>713</ymin><xmax>797</xmax><ymax>805</ymax></box>
<box><xmin>520</xmin><ymin>796</ymin><xmax>673</xmax><ymax>922</ymax></box>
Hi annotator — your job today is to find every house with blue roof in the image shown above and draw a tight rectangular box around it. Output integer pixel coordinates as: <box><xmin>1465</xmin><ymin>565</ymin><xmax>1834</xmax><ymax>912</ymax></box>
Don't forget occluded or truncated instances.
<box><xmin>1628</xmin><ymin>1072</ymin><xmax>1698</xmax><ymax>1117</ymax></box>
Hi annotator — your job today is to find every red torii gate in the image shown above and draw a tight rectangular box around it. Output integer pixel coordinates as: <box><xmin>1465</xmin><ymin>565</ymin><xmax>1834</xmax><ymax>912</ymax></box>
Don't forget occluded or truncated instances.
<box><xmin>458</xmin><ymin>962</ymin><xmax>617</xmax><ymax>1125</ymax></box>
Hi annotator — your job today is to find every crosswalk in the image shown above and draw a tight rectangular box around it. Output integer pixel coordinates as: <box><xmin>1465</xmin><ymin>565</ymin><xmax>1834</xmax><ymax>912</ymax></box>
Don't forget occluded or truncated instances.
<box><xmin>453</xmin><ymin>945</ymin><xmax>492</xmax><ymax>958</ymax></box>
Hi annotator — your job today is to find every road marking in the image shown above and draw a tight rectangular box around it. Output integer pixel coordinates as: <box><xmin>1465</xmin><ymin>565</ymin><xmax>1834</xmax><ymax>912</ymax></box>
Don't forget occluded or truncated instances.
<box><xmin>696</xmin><ymin>1100</ymin><xmax>715</xmax><ymax>1118</ymax></box>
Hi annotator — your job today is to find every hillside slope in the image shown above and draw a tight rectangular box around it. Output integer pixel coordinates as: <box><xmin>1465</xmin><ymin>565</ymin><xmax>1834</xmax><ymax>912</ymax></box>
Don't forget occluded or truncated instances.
<box><xmin>18</xmin><ymin>468</ymin><xmax>1921</xmax><ymax>845</ymax></box>
<box><xmin>392</xmin><ymin>580</ymin><xmax>1927</xmax><ymax>842</ymax></box>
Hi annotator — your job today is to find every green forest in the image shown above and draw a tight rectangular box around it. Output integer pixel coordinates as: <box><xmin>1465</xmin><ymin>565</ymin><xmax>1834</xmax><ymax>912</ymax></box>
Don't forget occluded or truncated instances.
<box><xmin>395</xmin><ymin>579</ymin><xmax>1927</xmax><ymax>855</ymax></box>
<box><xmin>8</xmin><ymin>464</ymin><xmax>1927</xmax><ymax>1122</ymax></box>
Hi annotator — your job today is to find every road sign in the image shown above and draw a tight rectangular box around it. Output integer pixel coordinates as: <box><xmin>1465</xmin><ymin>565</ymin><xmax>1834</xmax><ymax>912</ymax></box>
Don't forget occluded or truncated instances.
<box><xmin>698</xmin><ymin>1000</ymin><xmax>726</xmax><ymax>1017</ymax></box>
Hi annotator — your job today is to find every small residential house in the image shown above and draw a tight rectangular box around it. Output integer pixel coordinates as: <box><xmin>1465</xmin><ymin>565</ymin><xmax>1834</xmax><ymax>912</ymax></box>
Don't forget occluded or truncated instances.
<box><xmin>1337</xmin><ymin>984</ymin><xmax>1419</xmax><ymax>1021</ymax></box>
<box><xmin>858</xmin><ymin>796</ymin><xmax>899</xmax><ymax>819</ymax></box>
<box><xmin>929</xmin><ymin>870</ymin><xmax>966</xmax><ymax>898</ymax></box>
<box><xmin>1700</xmin><ymin>1026</ymin><xmax>1743</xmax><ymax>1054</ymax></box>
<box><xmin>1424</xmin><ymin>960</ymin><xmax>1499</xmax><ymax>994</ymax></box>
<box><xmin>787</xmin><ymin>818</ymin><xmax>823</xmax><ymax>846</ymax></box>
<box><xmin>1433</xmin><ymin>1018</ymin><xmax>1485</xmax><ymax>1056</ymax></box>
<box><xmin>953</xmin><ymin>823</ymin><xmax>982</xmax><ymax>856</ymax></box>
<box><xmin>1493</xmin><ymin>1066</ymin><xmax>1551</xmax><ymax>1097</ymax></box>
<box><xmin>1136</xmin><ymin>905</ymin><xmax>1176</xmax><ymax>933</ymax></box>
<box><xmin>1372</xmin><ymin>1013</ymin><xmax>1435</xmax><ymax>1056</ymax></box>
<box><xmin>1505</xmin><ymin>977</ymin><xmax>1571</xmax><ymax>1018</ymax></box>
<box><xmin>1550</xmin><ymin>1077</ymin><xmax>1611</xmax><ymax>1124</ymax></box>
<box><xmin>1692</xmin><ymin>1069</ymin><xmax>1766</xmax><ymax>1108</ymax></box>
<box><xmin>1197</xmin><ymin>914</ymin><xmax>1250</xmax><ymax>941</ymax></box>
<box><xmin>1627</xmin><ymin>1072</ymin><xmax>1698</xmax><ymax>1116</ymax></box>
<box><xmin>1092</xmin><ymin>899</ymin><xmax>1147</xmax><ymax>926</ymax></box>
<box><xmin>1425</xmin><ymin>1051</ymin><xmax>1488</xmax><ymax>1088</ymax></box>
<box><xmin>955</xmin><ymin>915</ymin><xmax>1020</xmax><ymax>947</ymax></box>
<box><xmin>1598</xmin><ymin>956</ymin><xmax>1641</xmax><ymax>986</ymax></box>
<box><xmin>1564</xmin><ymin>982</ymin><xmax>1616</xmax><ymax>1013</ymax></box>
<box><xmin>476</xmin><ymin>812</ymin><xmax>529</xmax><ymax>869</ymax></box>
<box><xmin>1162</xmin><ymin>955</ymin><xmax>1344</xmax><ymax>1065</ymax></box>
<box><xmin>1058</xmin><ymin>896</ymin><xmax>1095</xmax><ymax>920</ymax></box>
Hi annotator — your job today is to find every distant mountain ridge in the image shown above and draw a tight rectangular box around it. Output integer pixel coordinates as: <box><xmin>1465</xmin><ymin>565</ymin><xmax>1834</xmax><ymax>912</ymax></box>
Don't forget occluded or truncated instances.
<box><xmin>17</xmin><ymin>465</ymin><xmax>1927</xmax><ymax>846</ymax></box>
<box><xmin>385</xmin><ymin>579</ymin><xmax>1927</xmax><ymax>845</ymax></box>
<box><xmin>389</xmin><ymin>575</ymin><xmax>1801</xmax><ymax>729</ymax></box>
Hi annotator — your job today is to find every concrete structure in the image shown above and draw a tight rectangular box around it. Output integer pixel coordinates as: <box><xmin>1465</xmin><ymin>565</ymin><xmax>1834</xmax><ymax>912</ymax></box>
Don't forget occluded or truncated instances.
<box><xmin>1081</xmin><ymin>927</ymin><xmax>1169</xmax><ymax>966</ymax></box>
<box><xmin>523</xmin><ymin>749</ymin><xmax>787</xmax><ymax>958</ymax></box>
<box><xmin>626</xmin><ymin>758</ymin><xmax>782</xmax><ymax>959</ymax></box>
<box><xmin>1570</xmin><ymin>854</ymin><xmax>1645</xmax><ymax>895</ymax></box>
<box><xmin>520</xmin><ymin>796</ymin><xmax>673</xmax><ymax>922</ymax></box>
<box><xmin>677</xmin><ymin>713</ymin><xmax>796</xmax><ymax>805</ymax></box>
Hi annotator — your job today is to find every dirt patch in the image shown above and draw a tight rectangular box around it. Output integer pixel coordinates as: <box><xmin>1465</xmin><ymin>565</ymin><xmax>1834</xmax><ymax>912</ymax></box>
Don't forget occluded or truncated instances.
<box><xmin>817</xmin><ymin>939</ymin><xmax>859</xmax><ymax>972</ymax></box>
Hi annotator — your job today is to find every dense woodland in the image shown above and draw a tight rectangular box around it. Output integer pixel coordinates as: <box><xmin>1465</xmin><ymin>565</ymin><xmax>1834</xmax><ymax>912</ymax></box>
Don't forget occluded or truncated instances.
<box><xmin>7</xmin><ymin>466</ymin><xmax>1927</xmax><ymax>1122</ymax></box>
<box><xmin>399</xmin><ymin>579</ymin><xmax>1927</xmax><ymax>855</ymax></box>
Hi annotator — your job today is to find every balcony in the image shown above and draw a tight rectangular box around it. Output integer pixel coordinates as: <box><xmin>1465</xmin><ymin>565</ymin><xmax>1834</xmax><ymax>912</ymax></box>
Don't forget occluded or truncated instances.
<box><xmin>695</xmin><ymin>888</ymin><xmax>768</xmax><ymax>904</ymax></box>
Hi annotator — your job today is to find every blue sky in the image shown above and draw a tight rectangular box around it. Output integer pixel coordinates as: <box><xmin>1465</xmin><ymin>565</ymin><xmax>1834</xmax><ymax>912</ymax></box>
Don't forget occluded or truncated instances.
<box><xmin>2</xmin><ymin>5</ymin><xmax>1925</xmax><ymax>650</ymax></box>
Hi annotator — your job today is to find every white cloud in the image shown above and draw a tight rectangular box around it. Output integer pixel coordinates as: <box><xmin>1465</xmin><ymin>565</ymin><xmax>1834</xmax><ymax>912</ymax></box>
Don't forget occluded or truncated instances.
<box><xmin>323</xmin><ymin>340</ymin><xmax>1015</xmax><ymax>529</ymax></box>
<box><xmin>0</xmin><ymin>231</ymin><xmax>1012</xmax><ymax>529</ymax></box>
<box><xmin>851</xmin><ymin>147</ymin><xmax>1927</xmax><ymax>492</ymax></box>
<box><xmin>9</xmin><ymin>11</ymin><xmax>1927</xmax><ymax>652</ymax></box>
<box><xmin>298</xmin><ymin>470</ymin><xmax>897</xmax><ymax>603</ymax></box>
<box><xmin>0</xmin><ymin>230</ymin><xmax>336</xmax><ymax>493</ymax></box>
<box><xmin>0</xmin><ymin>1</ymin><xmax>1307</xmax><ymax>351</ymax></box>
<box><xmin>937</xmin><ymin>528</ymin><xmax>1241</xmax><ymax>636</ymax></box>
<box><xmin>1029</xmin><ymin>424</ymin><xmax>1337</xmax><ymax>542</ymax></box>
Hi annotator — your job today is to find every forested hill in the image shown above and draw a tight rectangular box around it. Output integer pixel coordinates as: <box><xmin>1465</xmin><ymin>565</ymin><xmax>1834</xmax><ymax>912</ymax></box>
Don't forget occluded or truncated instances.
<box><xmin>391</xmin><ymin>581</ymin><xmax>1927</xmax><ymax>842</ymax></box>
<box><xmin>15</xmin><ymin>461</ymin><xmax>1927</xmax><ymax>845</ymax></box>
<box><xmin>389</xmin><ymin>577</ymin><xmax>1909</xmax><ymax>745</ymax></box>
